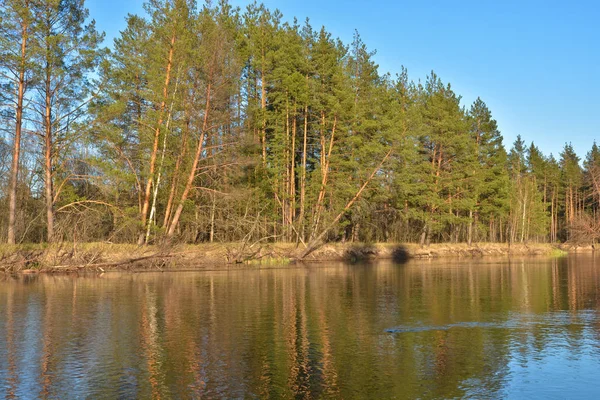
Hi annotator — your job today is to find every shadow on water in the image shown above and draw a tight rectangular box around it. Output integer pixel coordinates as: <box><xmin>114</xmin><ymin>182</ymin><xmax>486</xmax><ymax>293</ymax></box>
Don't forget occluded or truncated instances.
<box><xmin>343</xmin><ymin>244</ymin><xmax>378</xmax><ymax>264</ymax></box>
<box><xmin>391</xmin><ymin>246</ymin><xmax>410</xmax><ymax>264</ymax></box>
<box><xmin>343</xmin><ymin>244</ymin><xmax>410</xmax><ymax>264</ymax></box>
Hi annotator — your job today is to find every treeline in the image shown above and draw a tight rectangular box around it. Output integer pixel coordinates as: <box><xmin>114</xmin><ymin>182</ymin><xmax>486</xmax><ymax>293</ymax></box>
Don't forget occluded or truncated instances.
<box><xmin>0</xmin><ymin>0</ymin><xmax>598</xmax><ymax>246</ymax></box>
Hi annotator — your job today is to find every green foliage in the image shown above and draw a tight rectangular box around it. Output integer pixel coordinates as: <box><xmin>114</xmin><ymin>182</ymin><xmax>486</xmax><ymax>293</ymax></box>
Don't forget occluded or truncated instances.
<box><xmin>0</xmin><ymin>0</ymin><xmax>597</xmax><ymax>245</ymax></box>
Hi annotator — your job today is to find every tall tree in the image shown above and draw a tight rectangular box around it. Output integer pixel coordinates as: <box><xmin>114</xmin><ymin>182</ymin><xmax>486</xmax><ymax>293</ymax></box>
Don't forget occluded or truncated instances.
<box><xmin>166</xmin><ymin>2</ymin><xmax>242</xmax><ymax>237</ymax></box>
<box><xmin>137</xmin><ymin>0</ymin><xmax>194</xmax><ymax>243</ymax></box>
<box><xmin>412</xmin><ymin>72</ymin><xmax>473</xmax><ymax>245</ymax></box>
<box><xmin>90</xmin><ymin>14</ymin><xmax>152</xmax><ymax>240</ymax></box>
<box><xmin>307</xmin><ymin>27</ymin><xmax>351</xmax><ymax>240</ymax></box>
<box><xmin>243</xmin><ymin>2</ymin><xmax>280</xmax><ymax>168</ymax></box>
<box><xmin>340</xmin><ymin>30</ymin><xmax>391</xmax><ymax>242</ymax></box>
<box><xmin>0</xmin><ymin>0</ymin><xmax>33</xmax><ymax>244</ymax></box>
<box><xmin>31</xmin><ymin>0</ymin><xmax>104</xmax><ymax>242</ymax></box>
<box><xmin>468</xmin><ymin>98</ymin><xmax>509</xmax><ymax>244</ymax></box>
<box><xmin>583</xmin><ymin>142</ymin><xmax>600</xmax><ymax>213</ymax></box>
<box><xmin>560</xmin><ymin>143</ymin><xmax>582</xmax><ymax>237</ymax></box>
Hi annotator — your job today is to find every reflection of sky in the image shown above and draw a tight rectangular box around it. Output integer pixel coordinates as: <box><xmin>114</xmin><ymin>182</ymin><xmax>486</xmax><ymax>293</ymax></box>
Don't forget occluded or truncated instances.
<box><xmin>503</xmin><ymin>324</ymin><xmax>600</xmax><ymax>399</ymax></box>
<box><xmin>17</xmin><ymin>294</ymin><xmax>43</xmax><ymax>398</ymax></box>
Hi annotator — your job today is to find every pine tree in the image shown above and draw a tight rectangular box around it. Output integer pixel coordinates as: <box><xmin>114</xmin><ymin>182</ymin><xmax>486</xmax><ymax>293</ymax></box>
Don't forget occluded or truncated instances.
<box><xmin>0</xmin><ymin>0</ymin><xmax>34</xmax><ymax>243</ymax></box>
<box><xmin>31</xmin><ymin>0</ymin><xmax>104</xmax><ymax>242</ymax></box>
<box><xmin>412</xmin><ymin>72</ymin><xmax>472</xmax><ymax>245</ymax></box>
<box><xmin>507</xmin><ymin>135</ymin><xmax>527</xmax><ymax>177</ymax></box>
<box><xmin>560</xmin><ymin>143</ymin><xmax>582</xmax><ymax>238</ymax></box>
<box><xmin>384</xmin><ymin>68</ymin><xmax>420</xmax><ymax>242</ymax></box>
<box><xmin>89</xmin><ymin>15</ymin><xmax>152</xmax><ymax>240</ymax></box>
<box><xmin>136</xmin><ymin>0</ymin><xmax>194</xmax><ymax>243</ymax></box>
<box><xmin>506</xmin><ymin>137</ymin><xmax>549</xmax><ymax>242</ymax></box>
<box><xmin>340</xmin><ymin>31</ymin><xmax>391</xmax><ymax>241</ymax></box>
<box><xmin>243</xmin><ymin>2</ymin><xmax>281</xmax><ymax>168</ymax></box>
<box><xmin>527</xmin><ymin>143</ymin><xmax>550</xmax><ymax>241</ymax></box>
<box><xmin>545</xmin><ymin>154</ymin><xmax>561</xmax><ymax>242</ymax></box>
<box><xmin>297</xmin><ymin>19</ymin><xmax>315</xmax><ymax>242</ymax></box>
<box><xmin>583</xmin><ymin>142</ymin><xmax>600</xmax><ymax>213</ymax></box>
<box><xmin>166</xmin><ymin>1</ymin><xmax>242</xmax><ymax>237</ymax></box>
<box><xmin>267</xmin><ymin>20</ymin><xmax>307</xmax><ymax>240</ymax></box>
<box><xmin>307</xmin><ymin>27</ymin><xmax>352</xmax><ymax>240</ymax></box>
<box><xmin>468</xmin><ymin>98</ymin><xmax>509</xmax><ymax>243</ymax></box>
<box><xmin>0</xmin><ymin>0</ymin><xmax>584</xmax><ymax>246</ymax></box>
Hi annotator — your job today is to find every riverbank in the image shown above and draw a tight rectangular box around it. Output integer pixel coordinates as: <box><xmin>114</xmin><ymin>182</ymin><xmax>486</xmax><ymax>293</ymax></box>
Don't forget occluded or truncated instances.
<box><xmin>0</xmin><ymin>241</ymin><xmax>569</xmax><ymax>274</ymax></box>
<box><xmin>307</xmin><ymin>242</ymin><xmax>567</xmax><ymax>262</ymax></box>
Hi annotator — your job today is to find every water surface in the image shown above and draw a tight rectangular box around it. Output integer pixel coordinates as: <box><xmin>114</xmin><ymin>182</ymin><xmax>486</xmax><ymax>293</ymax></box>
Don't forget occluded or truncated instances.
<box><xmin>2</xmin><ymin>254</ymin><xmax>600</xmax><ymax>398</ymax></box>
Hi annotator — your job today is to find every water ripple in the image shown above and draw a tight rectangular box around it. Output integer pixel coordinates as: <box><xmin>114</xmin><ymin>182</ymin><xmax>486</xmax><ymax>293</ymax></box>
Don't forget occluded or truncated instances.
<box><xmin>385</xmin><ymin>311</ymin><xmax>599</xmax><ymax>334</ymax></box>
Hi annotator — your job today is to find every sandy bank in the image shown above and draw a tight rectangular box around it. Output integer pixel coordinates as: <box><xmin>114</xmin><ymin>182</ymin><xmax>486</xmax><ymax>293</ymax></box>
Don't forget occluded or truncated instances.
<box><xmin>0</xmin><ymin>241</ymin><xmax>568</xmax><ymax>274</ymax></box>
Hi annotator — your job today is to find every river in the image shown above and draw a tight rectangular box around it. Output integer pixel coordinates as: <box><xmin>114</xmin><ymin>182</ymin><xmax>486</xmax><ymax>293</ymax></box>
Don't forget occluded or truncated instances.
<box><xmin>2</xmin><ymin>254</ymin><xmax>600</xmax><ymax>398</ymax></box>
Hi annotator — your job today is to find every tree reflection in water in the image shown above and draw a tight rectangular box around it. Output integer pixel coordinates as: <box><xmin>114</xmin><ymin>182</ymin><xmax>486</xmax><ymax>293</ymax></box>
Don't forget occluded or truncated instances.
<box><xmin>2</xmin><ymin>254</ymin><xmax>600</xmax><ymax>398</ymax></box>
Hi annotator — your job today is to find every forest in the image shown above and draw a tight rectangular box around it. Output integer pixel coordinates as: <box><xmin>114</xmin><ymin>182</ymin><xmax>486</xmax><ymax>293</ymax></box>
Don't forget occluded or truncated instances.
<box><xmin>1</xmin><ymin>0</ymin><xmax>599</xmax><ymax>247</ymax></box>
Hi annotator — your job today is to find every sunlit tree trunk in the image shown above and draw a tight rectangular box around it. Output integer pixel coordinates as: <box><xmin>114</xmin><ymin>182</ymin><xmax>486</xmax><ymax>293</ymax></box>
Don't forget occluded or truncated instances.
<box><xmin>139</xmin><ymin>32</ymin><xmax>176</xmax><ymax>245</ymax></box>
<box><xmin>167</xmin><ymin>82</ymin><xmax>212</xmax><ymax>237</ymax></box>
<box><xmin>7</xmin><ymin>16</ymin><xmax>29</xmax><ymax>244</ymax></box>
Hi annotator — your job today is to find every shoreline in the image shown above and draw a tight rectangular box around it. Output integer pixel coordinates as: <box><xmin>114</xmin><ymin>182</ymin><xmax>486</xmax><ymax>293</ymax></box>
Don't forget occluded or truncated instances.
<box><xmin>0</xmin><ymin>242</ymin><xmax>575</xmax><ymax>275</ymax></box>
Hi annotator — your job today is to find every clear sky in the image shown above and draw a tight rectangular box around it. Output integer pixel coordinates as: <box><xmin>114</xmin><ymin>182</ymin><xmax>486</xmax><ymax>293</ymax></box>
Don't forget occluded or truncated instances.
<box><xmin>87</xmin><ymin>0</ymin><xmax>600</xmax><ymax>160</ymax></box>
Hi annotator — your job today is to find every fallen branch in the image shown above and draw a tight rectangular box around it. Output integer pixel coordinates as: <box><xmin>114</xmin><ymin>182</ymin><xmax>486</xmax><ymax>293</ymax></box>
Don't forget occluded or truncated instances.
<box><xmin>56</xmin><ymin>200</ymin><xmax>118</xmax><ymax>213</ymax></box>
<box><xmin>47</xmin><ymin>253</ymin><xmax>177</xmax><ymax>271</ymax></box>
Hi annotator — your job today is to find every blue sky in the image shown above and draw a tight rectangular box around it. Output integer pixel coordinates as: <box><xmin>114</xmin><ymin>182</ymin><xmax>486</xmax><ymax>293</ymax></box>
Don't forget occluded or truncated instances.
<box><xmin>87</xmin><ymin>0</ymin><xmax>600</xmax><ymax>160</ymax></box>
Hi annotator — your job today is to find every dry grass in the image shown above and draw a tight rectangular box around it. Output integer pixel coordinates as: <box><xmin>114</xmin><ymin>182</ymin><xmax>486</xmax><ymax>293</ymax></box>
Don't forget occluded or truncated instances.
<box><xmin>0</xmin><ymin>241</ymin><xmax>563</xmax><ymax>274</ymax></box>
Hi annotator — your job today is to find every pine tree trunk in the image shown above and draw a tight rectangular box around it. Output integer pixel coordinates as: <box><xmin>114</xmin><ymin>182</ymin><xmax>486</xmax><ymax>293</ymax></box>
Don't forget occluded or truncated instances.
<box><xmin>139</xmin><ymin>33</ymin><xmax>176</xmax><ymax>244</ymax></box>
<box><xmin>550</xmin><ymin>190</ymin><xmax>555</xmax><ymax>242</ymax></box>
<box><xmin>146</xmin><ymin>73</ymin><xmax>181</xmax><ymax>242</ymax></box>
<box><xmin>467</xmin><ymin>209</ymin><xmax>473</xmax><ymax>246</ymax></box>
<box><xmin>7</xmin><ymin>22</ymin><xmax>28</xmax><ymax>244</ymax></box>
<box><xmin>284</xmin><ymin>95</ymin><xmax>290</xmax><ymax>240</ymax></box>
<box><xmin>163</xmin><ymin>117</ymin><xmax>190</xmax><ymax>230</ymax></box>
<box><xmin>312</xmin><ymin>114</ymin><xmax>336</xmax><ymax>238</ymax></box>
<box><xmin>299</xmin><ymin>103</ymin><xmax>308</xmax><ymax>241</ymax></box>
<box><xmin>167</xmin><ymin>83</ymin><xmax>212</xmax><ymax>237</ymax></box>
<box><xmin>290</xmin><ymin>106</ymin><xmax>297</xmax><ymax>239</ymax></box>
<box><xmin>260</xmin><ymin>58</ymin><xmax>267</xmax><ymax>166</ymax></box>
<box><xmin>420</xmin><ymin>224</ymin><xmax>427</xmax><ymax>247</ymax></box>
<box><xmin>146</xmin><ymin>109</ymin><xmax>172</xmax><ymax>243</ymax></box>
<box><xmin>209</xmin><ymin>191</ymin><xmax>216</xmax><ymax>243</ymax></box>
<box><xmin>44</xmin><ymin>70</ymin><xmax>55</xmax><ymax>243</ymax></box>
<box><xmin>520</xmin><ymin>189</ymin><xmax>527</xmax><ymax>243</ymax></box>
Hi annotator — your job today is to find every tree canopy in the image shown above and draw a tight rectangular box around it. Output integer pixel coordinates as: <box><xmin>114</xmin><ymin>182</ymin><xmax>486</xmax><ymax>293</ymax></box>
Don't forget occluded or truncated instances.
<box><xmin>0</xmin><ymin>0</ymin><xmax>596</xmax><ymax>245</ymax></box>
